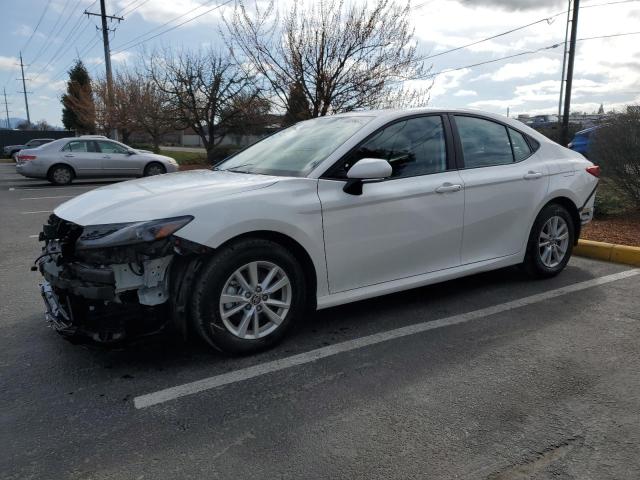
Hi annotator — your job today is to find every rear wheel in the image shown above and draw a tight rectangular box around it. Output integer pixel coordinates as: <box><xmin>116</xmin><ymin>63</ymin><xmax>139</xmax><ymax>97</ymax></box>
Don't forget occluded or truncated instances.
<box><xmin>144</xmin><ymin>162</ymin><xmax>166</xmax><ymax>176</ymax></box>
<box><xmin>48</xmin><ymin>165</ymin><xmax>74</xmax><ymax>186</ymax></box>
<box><xmin>190</xmin><ymin>238</ymin><xmax>307</xmax><ymax>355</ymax></box>
<box><xmin>523</xmin><ymin>203</ymin><xmax>575</xmax><ymax>278</ymax></box>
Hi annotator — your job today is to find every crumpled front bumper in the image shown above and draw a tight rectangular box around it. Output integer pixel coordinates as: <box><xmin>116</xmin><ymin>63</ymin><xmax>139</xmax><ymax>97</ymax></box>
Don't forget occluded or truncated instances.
<box><xmin>36</xmin><ymin>218</ymin><xmax>174</xmax><ymax>343</ymax></box>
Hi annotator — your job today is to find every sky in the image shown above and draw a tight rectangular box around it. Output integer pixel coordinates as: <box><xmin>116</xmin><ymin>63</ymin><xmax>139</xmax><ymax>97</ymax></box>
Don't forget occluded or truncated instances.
<box><xmin>1</xmin><ymin>0</ymin><xmax>639</xmax><ymax>127</ymax></box>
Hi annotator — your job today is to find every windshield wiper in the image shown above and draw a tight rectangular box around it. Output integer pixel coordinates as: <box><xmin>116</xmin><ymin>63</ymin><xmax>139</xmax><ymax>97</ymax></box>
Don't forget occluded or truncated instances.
<box><xmin>219</xmin><ymin>162</ymin><xmax>256</xmax><ymax>173</ymax></box>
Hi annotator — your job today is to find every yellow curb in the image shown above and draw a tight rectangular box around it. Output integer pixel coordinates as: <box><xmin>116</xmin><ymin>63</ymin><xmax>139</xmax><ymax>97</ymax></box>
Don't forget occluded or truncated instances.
<box><xmin>575</xmin><ymin>239</ymin><xmax>640</xmax><ymax>266</ymax></box>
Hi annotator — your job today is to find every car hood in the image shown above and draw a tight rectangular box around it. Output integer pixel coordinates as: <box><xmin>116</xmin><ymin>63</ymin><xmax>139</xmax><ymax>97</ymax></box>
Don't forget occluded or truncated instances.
<box><xmin>54</xmin><ymin>169</ymin><xmax>280</xmax><ymax>226</ymax></box>
<box><xmin>4</xmin><ymin>144</ymin><xmax>25</xmax><ymax>149</ymax></box>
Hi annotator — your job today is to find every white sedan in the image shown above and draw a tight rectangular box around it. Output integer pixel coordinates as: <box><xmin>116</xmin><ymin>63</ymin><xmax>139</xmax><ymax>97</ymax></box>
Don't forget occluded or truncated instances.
<box><xmin>37</xmin><ymin>108</ymin><xmax>599</xmax><ymax>354</ymax></box>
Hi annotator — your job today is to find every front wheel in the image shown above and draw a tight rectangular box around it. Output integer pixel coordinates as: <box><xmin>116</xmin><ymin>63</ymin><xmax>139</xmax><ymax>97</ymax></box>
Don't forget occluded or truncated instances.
<box><xmin>190</xmin><ymin>238</ymin><xmax>307</xmax><ymax>355</ymax></box>
<box><xmin>143</xmin><ymin>162</ymin><xmax>166</xmax><ymax>176</ymax></box>
<box><xmin>522</xmin><ymin>203</ymin><xmax>575</xmax><ymax>278</ymax></box>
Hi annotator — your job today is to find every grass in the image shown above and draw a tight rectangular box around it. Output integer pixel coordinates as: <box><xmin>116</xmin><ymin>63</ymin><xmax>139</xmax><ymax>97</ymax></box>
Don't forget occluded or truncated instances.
<box><xmin>159</xmin><ymin>149</ymin><xmax>208</xmax><ymax>165</ymax></box>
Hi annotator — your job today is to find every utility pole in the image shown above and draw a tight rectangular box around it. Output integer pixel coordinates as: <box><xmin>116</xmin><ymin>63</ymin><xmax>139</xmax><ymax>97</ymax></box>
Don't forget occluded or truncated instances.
<box><xmin>18</xmin><ymin>52</ymin><xmax>31</xmax><ymax>126</ymax></box>
<box><xmin>85</xmin><ymin>0</ymin><xmax>123</xmax><ymax>140</ymax></box>
<box><xmin>557</xmin><ymin>0</ymin><xmax>571</xmax><ymax>127</ymax></box>
<box><xmin>3</xmin><ymin>88</ymin><xmax>11</xmax><ymax>129</ymax></box>
<box><xmin>561</xmin><ymin>0</ymin><xmax>580</xmax><ymax>146</ymax></box>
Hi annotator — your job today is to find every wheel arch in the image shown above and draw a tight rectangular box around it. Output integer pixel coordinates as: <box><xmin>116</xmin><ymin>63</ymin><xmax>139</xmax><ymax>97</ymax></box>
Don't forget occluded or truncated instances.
<box><xmin>215</xmin><ymin>230</ymin><xmax>318</xmax><ymax>310</ymax></box>
<box><xmin>538</xmin><ymin>196</ymin><xmax>581</xmax><ymax>244</ymax></box>
<box><xmin>46</xmin><ymin>162</ymin><xmax>76</xmax><ymax>178</ymax></box>
<box><xmin>144</xmin><ymin>160</ymin><xmax>166</xmax><ymax>174</ymax></box>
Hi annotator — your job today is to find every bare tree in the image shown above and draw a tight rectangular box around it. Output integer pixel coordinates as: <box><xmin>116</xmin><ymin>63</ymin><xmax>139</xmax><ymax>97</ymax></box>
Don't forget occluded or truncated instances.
<box><xmin>129</xmin><ymin>73</ymin><xmax>177</xmax><ymax>152</ymax></box>
<box><xmin>145</xmin><ymin>48</ymin><xmax>255</xmax><ymax>162</ymax></box>
<box><xmin>35</xmin><ymin>119</ymin><xmax>51</xmax><ymax>131</ymax></box>
<box><xmin>94</xmin><ymin>72</ymin><xmax>139</xmax><ymax>143</ymax></box>
<box><xmin>225</xmin><ymin>0</ymin><xmax>429</xmax><ymax>117</ymax></box>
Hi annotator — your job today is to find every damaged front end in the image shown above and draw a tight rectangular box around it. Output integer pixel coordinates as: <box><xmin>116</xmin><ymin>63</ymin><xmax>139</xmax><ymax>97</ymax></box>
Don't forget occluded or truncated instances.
<box><xmin>36</xmin><ymin>214</ymin><xmax>207</xmax><ymax>344</ymax></box>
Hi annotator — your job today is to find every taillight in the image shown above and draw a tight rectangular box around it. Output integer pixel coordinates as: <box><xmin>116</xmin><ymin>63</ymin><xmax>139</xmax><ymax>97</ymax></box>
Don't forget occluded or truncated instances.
<box><xmin>586</xmin><ymin>165</ymin><xmax>600</xmax><ymax>177</ymax></box>
<box><xmin>18</xmin><ymin>154</ymin><xmax>37</xmax><ymax>161</ymax></box>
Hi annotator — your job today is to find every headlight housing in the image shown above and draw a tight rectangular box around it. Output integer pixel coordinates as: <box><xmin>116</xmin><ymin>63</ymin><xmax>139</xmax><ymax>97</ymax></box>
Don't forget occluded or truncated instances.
<box><xmin>76</xmin><ymin>216</ymin><xmax>193</xmax><ymax>250</ymax></box>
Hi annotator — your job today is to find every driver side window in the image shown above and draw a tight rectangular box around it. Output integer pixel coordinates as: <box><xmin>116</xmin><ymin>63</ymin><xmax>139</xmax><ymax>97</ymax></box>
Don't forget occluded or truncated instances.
<box><xmin>331</xmin><ymin>116</ymin><xmax>447</xmax><ymax>179</ymax></box>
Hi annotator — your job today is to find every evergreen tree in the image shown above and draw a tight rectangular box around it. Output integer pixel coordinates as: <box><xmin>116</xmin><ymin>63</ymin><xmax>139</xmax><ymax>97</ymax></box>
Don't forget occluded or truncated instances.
<box><xmin>597</xmin><ymin>103</ymin><xmax>604</xmax><ymax>115</ymax></box>
<box><xmin>283</xmin><ymin>81</ymin><xmax>311</xmax><ymax>126</ymax></box>
<box><xmin>61</xmin><ymin>60</ymin><xmax>96</xmax><ymax>133</ymax></box>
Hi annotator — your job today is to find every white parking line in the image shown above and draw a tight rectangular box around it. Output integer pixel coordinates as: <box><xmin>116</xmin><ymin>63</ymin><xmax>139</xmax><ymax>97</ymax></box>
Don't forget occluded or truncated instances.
<box><xmin>8</xmin><ymin>185</ymin><xmax>97</xmax><ymax>192</ymax></box>
<box><xmin>21</xmin><ymin>210</ymin><xmax>52</xmax><ymax>215</ymax></box>
<box><xmin>20</xmin><ymin>195</ymin><xmax>74</xmax><ymax>200</ymax></box>
<box><xmin>133</xmin><ymin>268</ymin><xmax>640</xmax><ymax>409</ymax></box>
<box><xmin>29</xmin><ymin>234</ymin><xmax>39</xmax><ymax>238</ymax></box>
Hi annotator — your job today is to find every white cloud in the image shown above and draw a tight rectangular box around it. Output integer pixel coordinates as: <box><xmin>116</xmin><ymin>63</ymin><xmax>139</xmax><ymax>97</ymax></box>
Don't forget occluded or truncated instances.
<box><xmin>0</xmin><ymin>55</ymin><xmax>17</xmax><ymax>71</ymax></box>
<box><xmin>113</xmin><ymin>0</ymin><xmax>232</xmax><ymax>25</ymax></box>
<box><xmin>453</xmin><ymin>89</ymin><xmax>477</xmax><ymax>96</ymax></box>
<box><xmin>490</xmin><ymin>57</ymin><xmax>561</xmax><ymax>81</ymax></box>
<box><xmin>111</xmin><ymin>51</ymin><xmax>133</xmax><ymax>63</ymax></box>
<box><xmin>13</xmin><ymin>24</ymin><xmax>32</xmax><ymax>37</ymax></box>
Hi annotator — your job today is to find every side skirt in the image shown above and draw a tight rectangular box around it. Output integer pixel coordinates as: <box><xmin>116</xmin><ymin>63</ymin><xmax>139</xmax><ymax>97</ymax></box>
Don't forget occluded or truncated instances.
<box><xmin>316</xmin><ymin>253</ymin><xmax>524</xmax><ymax>310</ymax></box>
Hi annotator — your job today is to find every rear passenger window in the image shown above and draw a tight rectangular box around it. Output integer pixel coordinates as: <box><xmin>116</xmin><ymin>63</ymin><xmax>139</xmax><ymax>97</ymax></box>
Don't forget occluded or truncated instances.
<box><xmin>63</xmin><ymin>141</ymin><xmax>88</xmax><ymax>152</ymax></box>
<box><xmin>508</xmin><ymin>128</ymin><xmax>532</xmax><ymax>161</ymax></box>
<box><xmin>455</xmin><ymin>116</ymin><xmax>513</xmax><ymax>168</ymax></box>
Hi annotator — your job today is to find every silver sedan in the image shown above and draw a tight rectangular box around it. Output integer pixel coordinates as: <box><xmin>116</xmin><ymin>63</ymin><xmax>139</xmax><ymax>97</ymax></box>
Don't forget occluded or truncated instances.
<box><xmin>15</xmin><ymin>135</ymin><xmax>179</xmax><ymax>185</ymax></box>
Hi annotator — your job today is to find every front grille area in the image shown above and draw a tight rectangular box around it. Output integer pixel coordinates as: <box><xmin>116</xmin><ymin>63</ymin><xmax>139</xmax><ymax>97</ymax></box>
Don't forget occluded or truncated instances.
<box><xmin>40</xmin><ymin>214</ymin><xmax>83</xmax><ymax>260</ymax></box>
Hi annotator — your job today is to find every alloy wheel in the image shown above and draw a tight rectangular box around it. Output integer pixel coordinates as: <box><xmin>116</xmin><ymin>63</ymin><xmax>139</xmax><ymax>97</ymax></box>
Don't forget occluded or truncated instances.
<box><xmin>52</xmin><ymin>168</ymin><xmax>71</xmax><ymax>185</ymax></box>
<box><xmin>219</xmin><ymin>261</ymin><xmax>292</xmax><ymax>340</ymax></box>
<box><xmin>538</xmin><ymin>215</ymin><xmax>569</xmax><ymax>268</ymax></box>
<box><xmin>146</xmin><ymin>164</ymin><xmax>165</xmax><ymax>176</ymax></box>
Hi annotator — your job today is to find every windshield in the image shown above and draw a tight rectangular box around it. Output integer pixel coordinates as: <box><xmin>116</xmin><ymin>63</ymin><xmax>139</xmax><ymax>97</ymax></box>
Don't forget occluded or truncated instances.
<box><xmin>216</xmin><ymin>115</ymin><xmax>372</xmax><ymax>177</ymax></box>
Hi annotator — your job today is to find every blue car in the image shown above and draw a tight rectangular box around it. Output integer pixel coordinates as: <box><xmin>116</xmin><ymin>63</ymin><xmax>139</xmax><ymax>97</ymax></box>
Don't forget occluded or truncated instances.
<box><xmin>568</xmin><ymin>125</ymin><xmax>603</xmax><ymax>158</ymax></box>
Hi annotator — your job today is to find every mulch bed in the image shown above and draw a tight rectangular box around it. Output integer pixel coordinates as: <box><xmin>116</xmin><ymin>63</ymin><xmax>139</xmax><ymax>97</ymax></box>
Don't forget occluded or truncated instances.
<box><xmin>178</xmin><ymin>164</ymin><xmax>209</xmax><ymax>171</ymax></box>
<box><xmin>581</xmin><ymin>212</ymin><xmax>640</xmax><ymax>247</ymax></box>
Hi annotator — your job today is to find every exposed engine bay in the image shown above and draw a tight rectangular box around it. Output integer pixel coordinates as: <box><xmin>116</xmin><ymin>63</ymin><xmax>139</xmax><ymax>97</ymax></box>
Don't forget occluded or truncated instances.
<box><xmin>36</xmin><ymin>214</ymin><xmax>208</xmax><ymax>344</ymax></box>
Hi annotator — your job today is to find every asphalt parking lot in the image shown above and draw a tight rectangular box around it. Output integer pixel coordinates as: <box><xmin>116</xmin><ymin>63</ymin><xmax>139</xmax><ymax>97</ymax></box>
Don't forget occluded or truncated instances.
<box><xmin>1</xmin><ymin>163</ymin><xmax>639</xmax><ymax>479</ymax></box>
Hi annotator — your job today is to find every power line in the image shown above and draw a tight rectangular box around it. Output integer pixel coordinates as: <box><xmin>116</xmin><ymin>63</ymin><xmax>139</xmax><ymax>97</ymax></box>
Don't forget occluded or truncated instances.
<box><xmin>20</xmin><ymin>0</ymin><xmax>52</xmax><ymax>55</ymax></box>
<box><xmin>118</xmin><ymin>0</ymin><xmax>152</xmax><ymax>18</ymax></box>
<box><xmin>29</xmin><ymin>0</ymin><xmax>74</xmax><ymax>65</ymax></box>
<box><xmin>428</xmin><ymin>30</ymin><xmax>640</xmax><ymax>78</ymax></box>
<box><xmin>31</xmin><ymin>15</ymin><xmax>91</xmax><ymax>83</ymax></box>
<box><xmin>422</xmin><ymin>0</ymin><xmax>640</xmax><ymax>61</ymax></box>
<box><xmin>577</xmin><ymin>30</ymin><xmax>640</xmax><ymax>41</ymax></box>
<box><xmin>35</xmin><ymin>32</ymin><xmax>102</xmax><ymax>91</ymax></box>
<box><xmin>428</xmin><ymin>44</ymin><xmax>563</xmax><ymax>77</ymax></box>
<box><xmin>110</xmin><ymin>0</ymin><xmax>221</xmax><ymax>53</ymax></box>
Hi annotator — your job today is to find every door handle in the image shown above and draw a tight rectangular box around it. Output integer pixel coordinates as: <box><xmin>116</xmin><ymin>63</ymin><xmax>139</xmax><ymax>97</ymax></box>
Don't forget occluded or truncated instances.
<box><xmin>102</xmin><ymin>155</ymin><xmax>111</xmax><ymax>159</ymax></box>
<box><xmin>523</xmin><ymin>171</ymin><xmax>543</xmax><ymax>180</ymax></box>
<box><xmin>64</xmin><ymin>154</ymin><xmax>74</xmax><ymax>158</ymax></box>
<box><xmin>435</xmin><ymin>183</ymin><xmax>463</xmax><ymax>193</ymax></box>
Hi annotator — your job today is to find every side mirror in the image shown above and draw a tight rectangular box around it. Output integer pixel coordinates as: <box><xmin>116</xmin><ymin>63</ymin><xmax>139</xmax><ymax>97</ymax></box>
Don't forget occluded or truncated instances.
<box><xmin>343</xmin><ymin>158</ymin><xmax>392</xmax><ymax>195</ymax></box>
<box><xmin>127</xmin><ymin>150</ymin><xmax>136</xmax><ymax>155</ymax></box>
<box><xmin>347</xmin><ymin>158</ymin><xmax>392</xmax><ymax>180</ymax></box>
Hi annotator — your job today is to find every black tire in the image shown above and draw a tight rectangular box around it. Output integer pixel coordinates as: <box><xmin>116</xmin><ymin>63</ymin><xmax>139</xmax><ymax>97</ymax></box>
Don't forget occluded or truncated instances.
<box><xmin>143</xmin><ymin>162</ymin><xmax>166</xmax><ymax>176</ymax></box>
<box><xmin>47</xmin><ymin>164</ymin><xmax>74</xmax><ymax>185</ymax></box>
<box><xmin>522</xmin><ymin>203</ymin><xmax>575</xmax><ymax>278</ymax></box>
<box><xmin>190</xmin><ymin>238</ymin><xmax>307</xmax><ymax>355</ymax></box>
